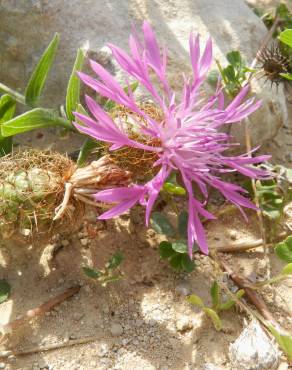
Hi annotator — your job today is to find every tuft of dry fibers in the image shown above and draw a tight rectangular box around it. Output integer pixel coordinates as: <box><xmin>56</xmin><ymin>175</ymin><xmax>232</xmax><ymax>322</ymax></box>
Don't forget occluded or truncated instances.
<box><xmin>0</xmin><ymin>150</ymin><xmax>131</xmax><ymax>240</ymax></box>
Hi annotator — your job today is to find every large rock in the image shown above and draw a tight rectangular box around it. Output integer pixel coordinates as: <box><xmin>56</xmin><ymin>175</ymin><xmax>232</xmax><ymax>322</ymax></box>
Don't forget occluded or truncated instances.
<box><xmin>0</xmin><ymin>0</ymin><xmax>287</xmax><ymax>147</ymax></box>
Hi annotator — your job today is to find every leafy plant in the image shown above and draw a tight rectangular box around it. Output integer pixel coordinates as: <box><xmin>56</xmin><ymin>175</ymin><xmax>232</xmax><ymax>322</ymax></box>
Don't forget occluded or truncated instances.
<box><xmin>0</xmin><ymin>280</ymin><xmax>11</xmax><ymax>304</ymax></box>
<box><xmin>159</xmin><ymin>240</ymin><xmax>195</xmax><ymax>272</ymax></box>
<box><xmin>187</xmin><ymin>281</ymin><xmax>244</xmax><ymax>331</ymax></box>
<box><xmin>214</xmin><ymin>51</ymin><xmax>255</xmax><ymax>97</ymax></box>
<box><xmin>275</xmin><ymin>236</ymin><xmax>292</xmax><ymax>263</ymax></box>
<box><xmin>83</xmin><ymin>252</ymin><xmax>124</xmax><ymax>287</ymax></box>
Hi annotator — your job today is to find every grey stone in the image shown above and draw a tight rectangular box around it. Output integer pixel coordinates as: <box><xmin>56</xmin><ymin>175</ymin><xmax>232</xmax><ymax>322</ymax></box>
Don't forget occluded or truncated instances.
<box><xmin>229</xmin><ymin>320</ymin><xmax>280</xmax><ymax>370</ymax></box>
<box><xmin>0</xmin><ymin>0</ymin><xmax>287</xmax><ymax>149</ymax></box>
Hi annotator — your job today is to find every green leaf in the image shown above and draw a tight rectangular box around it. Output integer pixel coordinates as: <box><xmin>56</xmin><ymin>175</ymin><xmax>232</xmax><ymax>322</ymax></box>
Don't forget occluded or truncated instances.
<box><xmin>210</xmin><ymin>281</ymin><xmax>220</xmax><ymax>308</ymax></box>
<box><xmin>0</xmin><ymin>280</ymin><xmax>11</xmax><ymax>304</ymax></box>
<box><xmin>77</xmin><ymin>138</ymin><xmax>100</xmax><ymax>166</ymax></box>
<box><xmin>217</xmin><ymin>289</ymin><xmax>244</xmax><ymax>311</ymax></box>
<box><xmin>151</xmin><ymin>212</ymin><xmax>175</xmax><ymax>236</ymax></box>
<box><xmin>218</xmin><ymin>300</ymin><xmax>236</xmax><ymax>311</ymax></box>
<box><xmin>1</xmin><ymin>108</ymin><xmax>72</xmax><ymax>137</ymax></box>
<box><xmin>280</xmin><ymin>72</ymin><xmax>292</xmax><ymax>81</ymax></box>
<box><xmin>268</xmin><ymin>324</ymin><xmax>292</xmax><ymax>361</ymax></box>
<box><xmin>203</xmin><ymin>307</ymin><xmax>222</xmax><ymax>331</ymax></box>
<box><xmin>172</xmin><ymin>240</ymin><xmax>188</xmax><ymax>254</ymax></box>
<box><xmin>169</xmin><ymin>253</ymin><xmax>183</xmax><ymax>270</ymax></box>
<box><xmin>181</xmin><ymin>254</ymin><xmax>195</xmax><ymax>273</ymax></box>
<box><xmin>178</xmin><ymin>211</ymin><xmax>188</xmax><ymax>238</ymax></box>
<box><xmin>82</xmin><ymin>267</ymin><xmax>102</xmax><ymax>279</ymax></box>
<box><xmin>186</xmin><ymin>294</ymin><xmax>204</xmax><ymax>307</ymax></box>
<box><xmin>282</xmin><ymin>263</ymin><xmax>292</xmax><ymax>275</ymax></box>
<box><xmin>25</xmin><ymin>33</ymin><xmax>60</xmax><ymax>106</ymax></box>
<box><xmin>275</xmin><ymin>236</ymin><xmax>292</xmax><ymax>263</ymax></box>
<box><xmin>0</xmin><ymin>95</ymin><xmax>16</xmax><ymax>156</ymax></box>
<box><xmin>0</xmin><ymin>95</ymin><xmax>16</xmax><ymax>123</ymax></box>
<box><xmin>278</xmin><ymin>29</ymin><xmax>292</xmax><ymax>48</ymax></box>
<box><xmin>106</xmin><ymin>252</ymin><xmax>124</xmax><ymax>270</ymax></box>
<box><xmin>66</xmin><ymin>48</ymin><xmax>86</xmax><ymax>121</ymax></box>
<box><xmin>159</xmin><ymin>241</ymin><xmax>176</xmax><ymax>259</ymax></box>
<box><xmin>223</xmin><ymin>65</ymin><xmax>236</xmax><ymax>81</ymax></box>
<box><xmin>226</xmin><ymin>51</ymin><xmax>242</xmax><ymax>67</ymax></box>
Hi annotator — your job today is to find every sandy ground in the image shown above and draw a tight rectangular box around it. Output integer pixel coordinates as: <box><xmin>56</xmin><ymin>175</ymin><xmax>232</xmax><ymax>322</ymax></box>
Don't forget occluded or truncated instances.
<box><xmin>0</xmin><ymin>1</ymin><xmax>292</xmax><ymax>369</ymax></box>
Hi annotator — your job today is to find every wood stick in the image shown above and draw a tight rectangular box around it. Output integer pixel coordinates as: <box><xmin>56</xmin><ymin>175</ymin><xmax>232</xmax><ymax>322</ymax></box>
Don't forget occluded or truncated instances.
<box><xmin>0</xmin><ymin>335</ymin><xmax>98</xmax><ymax>358</ymax></box>
<box><xmin>1</xmin><ymin>286</ymin><xmax>80</xmax><ymax>333</ymax></box>
<box><xmin>217</xmin><ymin>257</ymin><xmax>276</xmax><ymax>325</ymax></box>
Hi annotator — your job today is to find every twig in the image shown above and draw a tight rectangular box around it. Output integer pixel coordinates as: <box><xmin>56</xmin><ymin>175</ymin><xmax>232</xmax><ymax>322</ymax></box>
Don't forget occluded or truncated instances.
<box><xmin>248</xmin><ymin>14</ymin><xmax>280</xmax><ymax>76</ymax></box>
<box><xmin>213</xmin><ymin>231</ymin><xmax>287</xmax><ymax>253</ymax></box>
<box><xmin>215</xmin><ymin>255</ymin><xmax>276</xmax><ymax>325</ymax></box>
<box><xmin>0</xmin><ymin>286</ymin><xmax>80</xmax><ymax>333</ymax></box>
<box><xmin>0</xmin><ymin>335</ymin><xmax>98</xmax><ymax>358</ymax></box>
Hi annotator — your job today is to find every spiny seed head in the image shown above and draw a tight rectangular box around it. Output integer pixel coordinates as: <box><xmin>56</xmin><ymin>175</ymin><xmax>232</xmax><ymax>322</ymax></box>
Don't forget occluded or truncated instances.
<box><xmin>258</xmin><ymin>42</ymin><xmax>291</xmax><ymax>86</ymax></box>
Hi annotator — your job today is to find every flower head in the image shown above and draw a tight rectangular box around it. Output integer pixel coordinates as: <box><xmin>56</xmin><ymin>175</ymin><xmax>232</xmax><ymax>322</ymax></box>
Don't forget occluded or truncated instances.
<box><xmin>74</xmin><ymin>21</ymin><xmax>269</xmax><ymax>255</ymax></box>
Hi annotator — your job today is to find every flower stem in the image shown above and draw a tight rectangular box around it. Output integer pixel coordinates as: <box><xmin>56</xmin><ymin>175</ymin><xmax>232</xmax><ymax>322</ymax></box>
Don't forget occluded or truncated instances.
<box><xmin>0</xmin><ymin>82</ymin><xmax>26</xmax><ymax>105</ymax></box>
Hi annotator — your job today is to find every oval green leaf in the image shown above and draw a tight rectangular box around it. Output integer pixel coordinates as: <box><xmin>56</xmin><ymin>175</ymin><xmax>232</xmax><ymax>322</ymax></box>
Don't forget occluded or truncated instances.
<box><xmin>172</xmin><ymin>240</ymin><xmax>188</xmax><ymax>254</ymax></box>
<box><xmin>275</xmin><ymin>236</ymin><xmax>292</xmax><ymax>263</ymax></box>
<box><xmin>181</xmin><ymin>254</ymin><xmax>195</xmax><ymax>273</ymax></box>
<box><xmin>159</xmin><ymin>241</ymin><xmax>175</xmax><ymax>259</ymax></box>
<box><xmin>82</xmin><ymin>267</ymin><xmax>102</xmax><ymax>279</ymax></box>
<box><xmin>186</xmin><ymin>294</ymin><xmax>204</xmax><ymax>307</ymax></box>
<box><xmin>151</xmin><ymin>212</ymin><xmax>175</xmax><ymax>236</ymax></box>
<box><xmin>278</xmin><ymin>29</ymin><xmax>292</xmax><ymax>48</ymax></box>
<box><xmin>204</xmin><ymin>307</ymin><xmax>222</xmax><ymax>331</ymax></box>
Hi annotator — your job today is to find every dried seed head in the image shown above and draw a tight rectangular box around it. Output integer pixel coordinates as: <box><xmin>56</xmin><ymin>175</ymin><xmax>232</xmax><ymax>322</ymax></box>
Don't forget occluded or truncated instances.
<box><xmin>98</xmin><ymin>101</ymin><xmax>163</xmax><ymax>182</ymax></box>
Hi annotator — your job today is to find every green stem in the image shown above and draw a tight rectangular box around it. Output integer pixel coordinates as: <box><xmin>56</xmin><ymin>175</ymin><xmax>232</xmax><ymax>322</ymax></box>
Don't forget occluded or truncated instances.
<box><xmin>215</xmin><ymin>59</ymin><xmax>228</xmax><ymax>86</ymax></box>
<box><xmin>0</xmin><ymin>82</ymin><xmax>26</xmax><ymax>105</ymax></box>
<box><xmin>252</xmin><ymin>274</ymin><xmax>287</xmax><ymax>289</ymax></box>
<box><xmin>53</xmin><ymin>115</ymin><xmax>75</xmax><ymax>131</ymax></box>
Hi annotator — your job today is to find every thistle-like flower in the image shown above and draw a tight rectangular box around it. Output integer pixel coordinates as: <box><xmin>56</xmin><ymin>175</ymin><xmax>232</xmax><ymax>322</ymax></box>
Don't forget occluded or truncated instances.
<box><xmin>74</xmin><ymin>22</ymin><xmax>269</xmax><ymax>255</ymax></box>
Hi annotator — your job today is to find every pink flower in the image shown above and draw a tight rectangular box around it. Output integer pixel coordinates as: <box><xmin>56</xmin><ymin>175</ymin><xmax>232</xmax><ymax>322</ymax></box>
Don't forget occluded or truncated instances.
<box><xmin>74</xmin><ymin>21</ymin><xmax>270</xmax><ymax>255</ymax></box>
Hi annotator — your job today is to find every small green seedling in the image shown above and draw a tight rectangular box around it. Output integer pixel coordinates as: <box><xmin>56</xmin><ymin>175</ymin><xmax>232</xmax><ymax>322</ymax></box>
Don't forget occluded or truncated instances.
<box><xmin>252</xmin><ymin>262</ymin><xmax>292</xmax><ymax>288</ymax></box>
<box><xmin>83</xmin><ymin>252</ymin><xmax>124</xmax><ymax>287</ymax></box>
<box><xmin>151</xmin><ymin>205</ymin><xmax>197</xmax><ymax>273</ymax></box>
<box><xmin>213</xmin><ymin>51</ymin><xmax>255</xmax><ymax>97</ymax></box>
<box><xmin>187</xmin><ymin>281</ymin><xmax>244</xmax><ymax>331</ymax></box>
<box><xmin>159</xmin><ymin>240</ymin><xmax>196</xmax><ymax>273</ymax></box>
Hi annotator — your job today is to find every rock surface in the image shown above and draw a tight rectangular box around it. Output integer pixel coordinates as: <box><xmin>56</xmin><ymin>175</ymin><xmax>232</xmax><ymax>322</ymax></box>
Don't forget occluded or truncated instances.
<box><xmin>0</xmin><ymin>0</ymin><xmax>287</xmax><ymax>147</ymax></box>
<box><xmin>229</xmin><ymin>320</ymin><xmax>280</xmax><ymax>370</ymax></box>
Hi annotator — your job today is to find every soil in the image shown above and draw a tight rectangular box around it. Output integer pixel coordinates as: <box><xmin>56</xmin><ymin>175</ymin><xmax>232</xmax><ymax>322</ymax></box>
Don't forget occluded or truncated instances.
<box><xmin>0</xmin><ymin>2</ymin><xmax>292</xmax><ymax>369</ymax></box>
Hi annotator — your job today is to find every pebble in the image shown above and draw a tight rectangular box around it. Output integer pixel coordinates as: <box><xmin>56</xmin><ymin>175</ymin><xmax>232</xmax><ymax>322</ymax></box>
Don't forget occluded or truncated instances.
<box><xmin>110</xmin><ymin>322</ymin><xmax>123</xmax><ymax>336</ymax></box>
<box><xmin>80</xmin><ymin>238</ymin><xmax>89</xmax><ymax>246</ymax></box>
<box><xmin>176</xmin><ymin>317</ymin><xmax>193</xmax><ymax>332</ymax></box>
<box><xmin>61</xmin><ymin>239</ymin><xmax>69</xmax><ymax>247</ymax></box>
<box><xmin>175</xmin><ymin>281</ymin><xmax>191</xmax><ymax>296</ymax></box>
<box><xmin>0</xmin><ymin>363</ymin><xmax>5</xmax><ymax>369</ymax></box>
